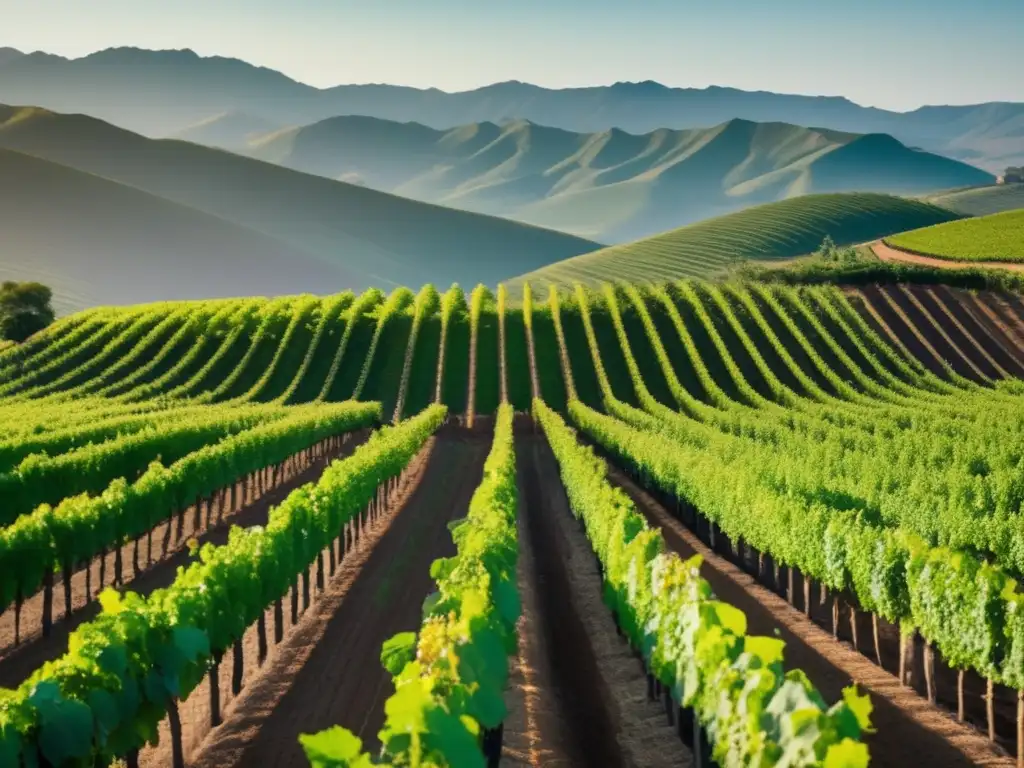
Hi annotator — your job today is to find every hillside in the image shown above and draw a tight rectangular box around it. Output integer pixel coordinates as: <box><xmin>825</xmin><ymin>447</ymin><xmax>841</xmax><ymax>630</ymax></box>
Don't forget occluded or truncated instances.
<box><xmin>241</xmin><ymin>115</ymin><xmax>991</xmax><ymax>242</ymax></box>
<box><xmin>0</xmin><ymin>147</ymin><xmax>355</xmax><ymax>313</ymax></box>
<box><xmin>0</xmin><ymin>47</ymin><xmax>1020</xmax><ymax>171</ymax></box>
<box><xmin>0</xmin><ymin>105</ymin><xmax>600</xmax><ymax>294</ymax></box>
<box><xmin>925</xmin><ymin>183</ymin><xmax>1024</xmax><ymax>216</ymax></box>
<box><xmin>510</xmin><ymin>193</ymin><xmax>962</xmax><ymax>288</ymax></box>
<box><xmin>887</xmin><ymin>208</ymin><xmax>1024</xmax><ymax>264</ymax></box>
<box><xmin>172</xmin><ymin>110</ymin><xmax>283</xmax><ymax>150</ymax></box>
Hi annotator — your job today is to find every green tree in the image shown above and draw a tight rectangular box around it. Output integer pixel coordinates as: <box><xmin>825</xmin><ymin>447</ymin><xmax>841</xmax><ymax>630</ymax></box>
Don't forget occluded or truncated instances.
<box><xmin>0</xmin><ymin>281</ymin><xmax>55</xmax><ymax>342</ymax></box>
<box><xmin>814</xmin><ymin>236</ymin><xmax>859</xmax><ymax>264</ymax></box>
<box><xmin>815</xmin><ymin>235</ymin><xmax>839</xmax><ymax>260</ymax></box>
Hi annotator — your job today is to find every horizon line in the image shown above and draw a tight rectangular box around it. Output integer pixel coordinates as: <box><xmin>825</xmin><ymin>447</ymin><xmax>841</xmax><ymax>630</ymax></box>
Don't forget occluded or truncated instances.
<box><xmin>2</xmin><ymin>43</ymin><xmax>1020</xmax><ymax>114</ymax></box>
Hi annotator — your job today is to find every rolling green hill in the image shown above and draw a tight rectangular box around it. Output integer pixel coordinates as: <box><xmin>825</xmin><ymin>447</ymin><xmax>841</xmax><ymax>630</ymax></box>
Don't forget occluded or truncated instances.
<box><xmin>509</xmin><ymin>193</ymin><xmax>962</xmax><ymax>288</ymax></box>
<box><xmin>887</xmin><ymin>208</ymin><xmax>1024</xmax><ymax>263</ymax></box>
<box><xmin>925</xmin><ymin>183</ymin><xmax>1024</xmax><ymax>217</ymax></box>
<box><xmin>241</xmin><ymin>116</ymin><xmax>991</xmax><ymax>243</ymax></box>
<box><xmin>0</xmin><ymin>105</ymin><xmax>600</xmax><ymax>295</ymax></box>
<box><xmin>0</xmin><ymin>147</ymin><xmax>355</xmax><ymax>313</ymax></box>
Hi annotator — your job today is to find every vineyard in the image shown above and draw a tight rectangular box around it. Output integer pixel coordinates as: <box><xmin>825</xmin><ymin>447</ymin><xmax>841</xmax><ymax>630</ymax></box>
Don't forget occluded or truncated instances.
<box><xmin>1</xmin><ymin>277</ymin><xmax>1024</xmax><ymax>767</ymax></box>
<box><xmin>509</xmin><ymin>194</ymin><xmax>961</xmax><ymax>288</ymax></box>
<box><xmin>887</xmin><ymin>209</ymin><xmax>1024</xmax><ymax>265</ymax></box>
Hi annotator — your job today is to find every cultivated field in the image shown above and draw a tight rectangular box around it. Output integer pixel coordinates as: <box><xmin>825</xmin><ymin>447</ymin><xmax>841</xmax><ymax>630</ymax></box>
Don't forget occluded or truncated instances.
<box><xmin>926</xmin><ymin>183</ymin><xmax>1024</xmax><ymax>217</ymax></box>
<box><xmin>1</xmin><ymin>279</ymin><xmax>1023</xmax><ymax>767</ymax></box>
<box><xmin>887</xmin><ymin>209</ymin><xmax>1024</xmax><ymax>264</ymax></box>
<box><xmin>510</xmin><ymin>194</ymin><xmax>961</xmax><ymax>288</ymax></box>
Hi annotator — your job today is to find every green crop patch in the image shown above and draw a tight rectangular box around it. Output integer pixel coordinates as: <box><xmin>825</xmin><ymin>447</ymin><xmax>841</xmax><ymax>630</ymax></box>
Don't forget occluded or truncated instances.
<box><xmin>888</xmin><ymin>208</ymin><xmax>1024</xmax><ymax>263</ymax></box>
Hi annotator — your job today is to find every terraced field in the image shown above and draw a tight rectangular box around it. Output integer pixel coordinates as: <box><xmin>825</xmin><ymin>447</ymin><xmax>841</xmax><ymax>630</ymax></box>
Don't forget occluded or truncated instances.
<box><xmin>510</xmin><ymin>193</ymin><xmax>962</xmax><ymax>289</ymax></box>
<box><xmin>926</xmin><ymin>183</ymin><xmax>1024</xmax><ymax>217</ymax></box>
<box><xmin>887</xmin><ymin>209</ymin><xmax>1024</xmax><ymax>264</ymax></box>
<box><xmin>1</xmin><ymin>278</ymin><xmax>1023</xmax><ymax>767</ymax></box>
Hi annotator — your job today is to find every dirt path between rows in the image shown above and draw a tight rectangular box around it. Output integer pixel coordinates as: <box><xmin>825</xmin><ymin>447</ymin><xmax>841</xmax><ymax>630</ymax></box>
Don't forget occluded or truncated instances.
<box><xmin>0</xmin><ymin>430</ymin><xmax>371</xmax><ymax>690</ymax></box>
<box><xmin>899</xmin><ymin>285</ymin><xmax>994</xmax><ymax>380</ymax></box>
<box><xmin>946</xmin><ymin>288</ymin><xmax>1024</xmax><ymax>375</ymax></box>
<box><xmin>872</xmin><ymin>241</ymin><xmax>1024</xmax><ymax>273</ymax></box>
<box><xmin>851</xmin><ymin>287</ymin><xmax>960</xmax><ymax>379</ymax></box>
<box><xmin>186</xmin><ymin>432</ymin><xmax>491</xmax><ymax>768</ymax></box>
<box><xmin>605</xmin><ymin>462</ymin><xmax>1013</xmax><ymax>768</ymax></box>
<box><xmin>511</xmin><ymin>433</ymin><xmax>690</xmax><ymax>768</ymax></box>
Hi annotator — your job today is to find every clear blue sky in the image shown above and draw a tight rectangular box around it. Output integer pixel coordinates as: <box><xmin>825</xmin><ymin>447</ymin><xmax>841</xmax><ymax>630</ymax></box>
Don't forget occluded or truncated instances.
<box><xmin>2</xmin><ymin>0</ymin><xmax>1022</xmax><ymax>111</ymax></box>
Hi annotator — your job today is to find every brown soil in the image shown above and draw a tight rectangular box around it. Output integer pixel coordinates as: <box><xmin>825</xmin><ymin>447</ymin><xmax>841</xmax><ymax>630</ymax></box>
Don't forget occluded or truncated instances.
<box><xmin>514</xmin><ymin>433</ymin><xmax>690</xmax><ymax>768</ymax></box>
<box><xmin>892</xmin><ymin>285</ymin><xmax>990</xmax><ymax>381</ymax></box>
<box><xmin>872</xmin><ymin>241</ymin><xmax>1024</xmax><ymax>274</ymax></box>
<box><xmin>500</xmin><ymin>436</ymin><xmax>577</xmax><ymax>768</ymax></box>
<box><xmin>0</xmin><ymin>430</ymin><xmax>371</xmax><ymax>689</ymax></box>
<box><xmin>998</xmin><ymin>294</ymin><xmax>1024</xmax><ymax>330</ymax></box>
<box><xmin>605</xmin><ymin>462</ymin><xmax>1014</xmax><ymax>768</ymax></box>
<box><xmin>851</xmin><ymin>286</ymin><xmax>969</xmax><ymax>380</ymax></box>
<box><xmin>944</xmin><ymin>289</ymin><xmax>1024</xmax><ymax>376</ymax></box>
<box><xmin>982</xmin><ymin>294</ymin><xmax>1024</xmax><ymax>350</ymax></box>
<box><xmin>903</xmin><ymin>285</ymin><xmax>999</xmax><ymax>380</ymax></box>
<box><xmin>184</xmin><ymin>431</ymin><xmax>491</xmax><ymax>768</ymax></box>
<box><xmin>843</xmin><ymin>290</ymin><xmax>940</xmax><ymax>378</ymax></box>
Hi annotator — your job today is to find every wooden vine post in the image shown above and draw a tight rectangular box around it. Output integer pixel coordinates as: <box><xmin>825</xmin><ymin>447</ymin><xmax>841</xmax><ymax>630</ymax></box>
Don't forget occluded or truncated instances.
<box><xmin>1018</xmin><ymin>689</ymin><xmax>1024</xmax><ymax>768</ymax></box>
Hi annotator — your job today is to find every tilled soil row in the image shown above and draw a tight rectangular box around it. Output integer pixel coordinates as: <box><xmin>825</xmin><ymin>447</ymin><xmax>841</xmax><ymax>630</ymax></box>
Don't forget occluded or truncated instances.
<box><xmin>183</xmin><ymin>431</ymin><xmax>491</xmax><ymax>768</ymax></box>
<box><xmin>139</xmin><ymin>433</ymin><xmax>441</xmax><ymax>768</ymax></box>
<box><xmin>0</xmin><ymin>428</ymin><xmax>372</xmax><ymax>689</ymax></box>
<box><xmin>850</xmin><ymin>284</ymin><xmax>1024</xmax><ymax>384</ymax></box>
<box><xmin>510</xmin><ymin>433</ymin><xmax>691</xmax><ymax>768</ymax></box>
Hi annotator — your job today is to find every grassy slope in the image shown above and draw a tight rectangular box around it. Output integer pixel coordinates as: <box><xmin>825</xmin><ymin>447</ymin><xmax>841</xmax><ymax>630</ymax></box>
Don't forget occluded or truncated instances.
<box><xmin>0</xmin><ymin>147</ymin><xmax>354</xmax><ymax>314</ymax></box>
<box><xmin>925</xmin><ymin>183</ymin><xmax>1024</xmax><ymax>217</ymax></box>
<box><xmin>0</xmin><ymin>106</ymin><xmax>600</xmax><ymax>293</ymax></box>
<box><xmin>244</xmin><ymin>115</ymin><xmax>991</xmax><ymax>243</ymax></box>
<box><xmin>887</xmin><ymin>209</ymin><xmax>1024</xmax><ymax>263</ymax></box>
<box><xmin>509</xmin><ymin>193</ymin><xmax>963</xmax><ymax>289</ymax></box>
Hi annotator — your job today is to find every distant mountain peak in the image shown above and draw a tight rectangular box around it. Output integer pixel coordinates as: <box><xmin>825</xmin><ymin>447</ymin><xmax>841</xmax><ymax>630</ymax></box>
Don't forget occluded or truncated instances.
<box><xmin>847</xmin><ymin>131</ymin><xmax>909</xmax><ymax>148</ymax></box>
<box><xmin>610</xmin><ymin>79</ymin><xmax>669</xmax><ymax>91</ymax></box>
<box><xmin>484</xmin><ymin>80</ymin><xmax>543</xmax><ymax>93</ymax></box>
<box><xmin>720</xmin><ymin>116</ymin><xmax>759</xmax><ymax>128</ymax></box>
<box><xmin>0</xmin><ymin>45</ymin><xmax>1020</xmax><ymax>172</ymax></box>
<box><xmin>88</xmin><ymin>45</ymin><xmax>199</xmax><ymax>59</ymax></box>
<box><xmin>0</xmin><ymin>47</ymin><xmax>25</xmax><ymax>66</ymax></box>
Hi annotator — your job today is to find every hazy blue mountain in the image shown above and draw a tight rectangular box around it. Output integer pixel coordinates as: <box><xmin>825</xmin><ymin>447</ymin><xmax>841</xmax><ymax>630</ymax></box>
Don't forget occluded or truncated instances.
<box><xmin>239</xmin><ymin>114</ymin><xmax>993</xmax><ymax>242</ymax></box>
<box><xmin>0</xmin><ymin>104</ymin><xmax>600</xmax><ymax>308</ymax></box>
<box><xmin>0</xmin><ymin>48</ymin><xmax>24</xmax><ymax>67</ymax></box>
<box><xmin>0</xmin><ymin>47</ymin><xmax>1020</xmax><ymax>169</ymax></box>
<box><xmin>172</xmin><ymin>110</ymin><xmax>284</xmax><ymax>150</ymax></box>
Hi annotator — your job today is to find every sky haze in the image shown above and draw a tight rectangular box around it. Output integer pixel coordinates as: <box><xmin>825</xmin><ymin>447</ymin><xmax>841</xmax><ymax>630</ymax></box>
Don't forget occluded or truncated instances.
<box><xmin>1</xmin><ymin>0</ymin><xmax>1022</xmax><ymax>110</ymax></box>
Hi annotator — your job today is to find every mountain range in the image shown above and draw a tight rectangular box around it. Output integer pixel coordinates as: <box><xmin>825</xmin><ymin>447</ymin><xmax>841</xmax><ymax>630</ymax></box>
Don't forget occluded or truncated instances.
<box><xmin>0</xmin><ymin>105</ymin><xmax>597</xmax><ymax>310</ymax></box>
<box><xmin>0</xmin><ymin>46</ymin><xmax>1021</xmax><ymax>172</ymax></box>
<box><xmin>214</xmin><ymin>114</ymin><xmax>992</xmax><ymax>242</ymax></box>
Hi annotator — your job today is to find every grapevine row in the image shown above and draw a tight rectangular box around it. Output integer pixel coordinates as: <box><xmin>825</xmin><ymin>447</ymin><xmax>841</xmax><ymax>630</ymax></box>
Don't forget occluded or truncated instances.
<box><xmin>535</xmin><ymin>399</ymin><xmax>872</xmax><ymax>766</ymax></box>
<box><xmin>303</xmin><ymin>403</ymin><xmax>519</xmax><ymax>767</ymax></box>
<box><xmin>0</xmin><ymin>401</ymin><xmax>381</xmax><ymax>627</ymax></box>
<box><xmin>0</xmin><ymin>405</ymin><xmax>445</xmax><ymax>766</ymax></box>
